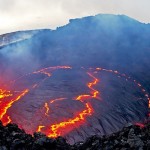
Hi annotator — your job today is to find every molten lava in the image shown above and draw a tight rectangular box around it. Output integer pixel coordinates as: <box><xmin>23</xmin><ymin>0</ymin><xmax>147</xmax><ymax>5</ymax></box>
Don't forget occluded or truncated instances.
<box><xmin>0</xmin><ymin>65</ymin><xmax>149</xmax><ymax>141</ymax></box>
<box><xmin>44</xmin><ymin>103</ymin><xmax>50</xmax><ymax>116</ymax></box>
<box><xmin>33</xmin><ymin>66</ymin><xmax>72</xmax><ymax>77</ymax></box>
<box><xmin>37</xmin><ymin>71</ymin><xmax>100</xmax><ymax>137</ymax></box>
<box><xmin>46</xmin><ymin>103</ymin><xmax>92</xmax><ymax>138</ymax></box>
<box><xmin>0</xmin><ymin>89</ymin><xmax>13</xmax><ymax>99</ymax></box>
<box><xmin>50</xmin><ymin>98</ymin><xmax>66</xmax><ymax>104</ymax></box>
<box><xmin>87</xmin><ymin>72</ymin><xmax>99</xmax><ymax>98</ymax></box>
<box><xmin>2</xmin><ymin>115</ymin><xmax>11</xmax><ymax>126</ymax></box>
<box><xmin>76</xmin><ymin>72</ymin><xmax>99</xmax><ymax>102</ymax></box>
<box><xmin>37</xmin><ymin>125</ymin><xmax>45</xmax><ymax>132</ymax></box>
<box><xmin>0</xmin><ymin>89</ymin><xmax>29</xmax><ymax>125</ymax></box>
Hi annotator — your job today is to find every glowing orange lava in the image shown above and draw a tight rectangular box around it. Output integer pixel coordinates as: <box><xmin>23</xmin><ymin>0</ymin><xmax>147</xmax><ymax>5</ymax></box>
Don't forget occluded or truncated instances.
<box><xmin>33</xmin><ymin>66</ymin><xmax>72</xmax><ymax>77</ymax></box>
<box><xmin>47</xmin><ymin>103</ymin><xmax>92</xmax><ymax>138</ymax></box>
<box><xmin>87</xmin><ymin>72</ymin><xmax>99</xmax><ymax>98</ymax></box>
<box><xmin>44</xmin><ymin>103</ymin><xmax>50</xmax><ymax>116</ymax></box>
<box><xmin>76</xmin><ymin>95</ymin><xmax>91</xmax><ymax>101</ymax></box>
<box><xmin>33</xmin><ymin>70</ymin><xmax>51</xmax><ymax>77</ymax></box>
<box><xmin>0</xmin><ymin>65</ymin><xmax>149</xmax><ymax>139</ymax></box>
<box><xmin>96</xmin><ymin>67</ymin><xmax>150</xmax><ymax>120</ymax></box>
<box><xmin>0</xmin><ymin>89</ymin><xmax>13</xmax><ymax>99</ymax></box>
<box><xmin>2</xmin><ymin>115</ymin><xmax>12</xmax><ymax>126</ymax></box>
<box><xmin>50</xmin><ymin>98</ymin><xmax>66</xmax><ymax>104</ymax></box>
<box><xmin>37</xmin><ymin>125</ymin><xmax>45</xmax><ymax>132</ymax></box>
<box><xmin>0</xmin><ymin>89</ymin><xmax>29</xmax><ymax>125</ymax></box>
<box><xmin>76</xmin><ymin>72</ymin><xmax>100</xmax><ymax>102</ymax></box>
<box><xmin>37</xmin><ymin>71</ymin><xmax>100</xmax><ymax>137</ymax></box>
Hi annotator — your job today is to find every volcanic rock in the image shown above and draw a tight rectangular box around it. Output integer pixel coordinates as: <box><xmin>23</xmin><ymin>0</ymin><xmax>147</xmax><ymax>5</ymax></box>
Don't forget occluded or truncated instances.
<box><xmin>0</xmin><ymin>121</ymin><xmax>150</xmax><ymax>149</ymax></box>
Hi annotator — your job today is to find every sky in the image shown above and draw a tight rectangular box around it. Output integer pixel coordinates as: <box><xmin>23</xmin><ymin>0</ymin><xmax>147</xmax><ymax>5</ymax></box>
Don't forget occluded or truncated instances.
<box><xmin>0</xmin><ymin>0</ymin><xmax>150</xmax><ymax>35</ymax></box>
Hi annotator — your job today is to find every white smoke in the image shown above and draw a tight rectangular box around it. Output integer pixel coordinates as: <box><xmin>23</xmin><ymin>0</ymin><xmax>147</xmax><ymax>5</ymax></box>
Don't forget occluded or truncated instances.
<box><xmin>0</xmin><ymin>0</ymin><xmax>149</xmax><ymax>35</ymax></box>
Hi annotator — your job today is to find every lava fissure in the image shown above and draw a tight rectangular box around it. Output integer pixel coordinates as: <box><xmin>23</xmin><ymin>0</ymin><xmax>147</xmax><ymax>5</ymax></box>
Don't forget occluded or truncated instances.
<box><xmin>0</xmin><ymin>89</ymin><xmax>29</xmax><ymax>125</ymax></box>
